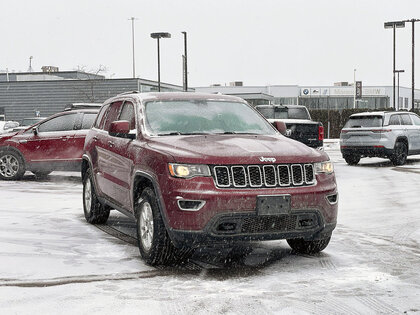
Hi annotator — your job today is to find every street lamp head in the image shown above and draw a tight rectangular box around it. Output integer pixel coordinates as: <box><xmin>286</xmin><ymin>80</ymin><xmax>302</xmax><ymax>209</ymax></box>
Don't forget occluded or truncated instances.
<box><xmin>150</xmin><ymin>32</ymin><xmax>171</xmax><ymax>39</ymax></box>
<box><xmin>384</xmin><ymin>21</ymin><xmax>405</xmax><ymax>29</ymax></box>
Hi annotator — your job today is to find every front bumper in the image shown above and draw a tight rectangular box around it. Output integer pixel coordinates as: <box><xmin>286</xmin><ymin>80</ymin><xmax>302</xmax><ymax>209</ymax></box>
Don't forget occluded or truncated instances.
<box><xmin>157</xmin><ymin>172</ymin><xmax>338</xmax><ymax>246</ymax></box>
<box><xmin>169</xmin><ymin>211</ymin><xmax>336</xmax><ymax>248</ymax></box>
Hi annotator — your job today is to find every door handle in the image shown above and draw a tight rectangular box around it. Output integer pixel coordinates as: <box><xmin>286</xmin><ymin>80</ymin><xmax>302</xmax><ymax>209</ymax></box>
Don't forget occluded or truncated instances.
<box><xmin>61</xmin><ymin>136</ymin><xmax>71</xmax><ymax>141</ymax></box>
<box><xmin>93</xmin><ymin>136</ymin><xmax>98</xmax><ymax>141</ymax></box>
<box><xmin>19</xmin><ymin>140</ymin><xmax>28</xmax><ymax>144</ymax></box>
<box><xmin>108</xmin><ymin>141</ymin><xmax>115</xmax><ymax>147</ymax></box>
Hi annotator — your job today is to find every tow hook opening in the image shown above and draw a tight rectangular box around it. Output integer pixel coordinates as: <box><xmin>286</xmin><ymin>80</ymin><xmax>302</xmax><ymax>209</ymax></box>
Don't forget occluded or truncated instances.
<box><xmin>326</xmin><ymin>193</ymin><xmax>338</xmax><ymax>205</ymax></box>
<box><xmin>217</xmin><ymin>222</ymin><xmax>237</xmax><ymax>233</ymax></box>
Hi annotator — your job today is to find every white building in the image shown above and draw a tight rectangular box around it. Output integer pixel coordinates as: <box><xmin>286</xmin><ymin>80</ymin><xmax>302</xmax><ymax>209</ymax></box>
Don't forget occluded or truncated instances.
<box><xmin>195</xmin><ymin>82</ymin><xmax>420</xmax><ymax>111</ymax></box>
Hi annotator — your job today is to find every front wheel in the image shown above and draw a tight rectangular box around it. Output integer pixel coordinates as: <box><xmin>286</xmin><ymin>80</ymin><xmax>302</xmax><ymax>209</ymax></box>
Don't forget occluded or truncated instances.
<box><xmin>136</xmin><ymin>187</ymin><xmax>193</xmax><ymax>265</ymax></box>
<box><xmin>287</xmin><ymin>237</ymin><xmax>331</xmax><ymax>254</ymax></box>
<box><xmin>0</xmin><ymin>150</ymin><xmax>26</xmax><ymax>180</ymax></box>
<box><xmin>390</xmin><ymin>141</ymin><xmax>408</xmax><ymax>166</ymax></box>
<box><xmin>83</xmin><ymin>169</ymin><xmax>110</xmax><ymax>224</ymax></box>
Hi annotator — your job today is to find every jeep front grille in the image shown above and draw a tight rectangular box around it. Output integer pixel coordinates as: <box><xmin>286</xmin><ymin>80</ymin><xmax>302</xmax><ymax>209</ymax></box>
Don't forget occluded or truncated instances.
<box><xmin>212</xmin><ymin>164</ymin><xmax>315</xmax><ymax>189</ymax></box>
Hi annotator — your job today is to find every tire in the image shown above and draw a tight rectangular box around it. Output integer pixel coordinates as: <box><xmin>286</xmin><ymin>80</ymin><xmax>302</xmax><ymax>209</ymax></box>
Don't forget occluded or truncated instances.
<box><xmin>287</xmin><ymin>237</ymin><xmax>331</xmax><ymax>254</ymax></box>
<box><xmin>343</xmin><ymin>154</ymin><xmax>360</xmax><ymax>165</ymax></box>
<box><xmin>0</xmin><ymin>150</ymin><xmax>26</xmax><ymax>180</ymax></box>
<box><xmin>83</xmin><ymin>169</ymin><xmax>110</xmax><ymax>224</ymax></box>
<box><xmin>390</xmin><ymin>141</ymin><xmax>408</xmax><ymax>166</ymax></box>
<box><xmin>32</xmin><ymin>170</ymin><xmax>52</xmax><ymax>178</ymax></box>
<box><xmin>136</xmin><ymin>187</ymin><xmax>193</xmax><ymax>266</ymax></box>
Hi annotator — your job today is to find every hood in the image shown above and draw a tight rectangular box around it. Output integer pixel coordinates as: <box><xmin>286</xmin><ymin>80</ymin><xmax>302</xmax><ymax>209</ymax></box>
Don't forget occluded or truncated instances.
<box><xmin>0</xmin><ymin>132</ymin><xmax>19</xmax><ymax>144</ymax></box>
<box><xmin>147</xmin><ymin>134</ymin><xmax>328</xmax><ymax>165</ymax></box>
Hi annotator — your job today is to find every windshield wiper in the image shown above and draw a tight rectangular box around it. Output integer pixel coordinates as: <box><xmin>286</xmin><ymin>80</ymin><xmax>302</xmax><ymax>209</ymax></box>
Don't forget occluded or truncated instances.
<box><xmin>157</xmin><ymin>132</ymin><xmax>182</xmax><ymax>136</ymax></box>
<box><xmin>157</xmin><ymin>132</ymin><xmax>209</xmax><ymax>136</ymax></box>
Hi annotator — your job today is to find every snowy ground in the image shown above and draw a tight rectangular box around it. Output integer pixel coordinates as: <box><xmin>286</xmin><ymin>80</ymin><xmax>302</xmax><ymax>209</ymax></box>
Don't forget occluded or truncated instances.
<box><xmin>1</xmin><ymin>141</ymin><xmax>419</xmax><ymax>314</ymax></box>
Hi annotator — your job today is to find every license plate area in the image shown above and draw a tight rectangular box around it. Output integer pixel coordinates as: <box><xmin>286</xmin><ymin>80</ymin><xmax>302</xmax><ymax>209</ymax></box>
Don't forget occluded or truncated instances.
<box><xmin>256</xmin><ymin>195</ymin><xmax>291</xmax><ymax>216</ymax></box>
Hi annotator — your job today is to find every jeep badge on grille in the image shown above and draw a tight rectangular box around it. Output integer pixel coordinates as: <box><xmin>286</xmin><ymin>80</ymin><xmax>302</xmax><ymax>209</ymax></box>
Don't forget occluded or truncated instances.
<box><xmin>259</xmin><ymin>157</ymin><xmax>276</xmax><ymax>163</ymax></box>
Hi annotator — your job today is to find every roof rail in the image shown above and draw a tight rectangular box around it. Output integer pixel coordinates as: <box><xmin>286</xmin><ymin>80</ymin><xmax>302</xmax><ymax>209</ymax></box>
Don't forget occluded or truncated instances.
<box><xmin>117</xmin><ymin>90</ymin><xmax>140</xmax><ymax>96</ymax></box>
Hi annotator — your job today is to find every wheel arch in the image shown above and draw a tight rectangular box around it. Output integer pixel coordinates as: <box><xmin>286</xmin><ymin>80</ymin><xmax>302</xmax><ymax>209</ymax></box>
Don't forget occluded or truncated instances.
<box><xmin>395</xmin><ymin>136</ymin><xmax>408</xmax><ymax>147</ymax></box>
<box><xmin>132</xmin><ymin>171</ymin><xmax>168</xmax><ymax>225</ymax></box>
<box><xmin>0</xmin><ymin>145</ymin><xmax>26</xmax><ymax>164</ymax></box>
<box><xmin>81</xmin><ymin>154</ymin><xmax>92</xmax><ymax>180</ymax></box>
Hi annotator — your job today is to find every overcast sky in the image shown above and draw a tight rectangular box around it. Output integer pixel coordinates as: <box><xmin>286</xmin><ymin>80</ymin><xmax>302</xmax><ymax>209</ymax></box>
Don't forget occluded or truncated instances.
<box><xmin>1</xmin><ymin>0</ymin><xmax>419</xmax><ymax>88</ymax></box>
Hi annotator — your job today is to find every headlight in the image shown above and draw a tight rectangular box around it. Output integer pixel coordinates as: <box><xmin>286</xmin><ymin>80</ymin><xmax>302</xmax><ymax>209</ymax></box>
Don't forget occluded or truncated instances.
<box><xmin>314</xmin><ymin>161</ymin><xmax>334</xmax><ymax>174</ymax></box>
<box><xmin>168</xmin><ymin>163</ymin><xmax>211</xmax><ymax>178</ymax></box>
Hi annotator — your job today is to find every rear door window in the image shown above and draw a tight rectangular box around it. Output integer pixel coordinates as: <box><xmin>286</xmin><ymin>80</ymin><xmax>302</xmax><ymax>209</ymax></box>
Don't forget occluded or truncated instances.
<box><xmin>38</xmin><ymin>113</ymin><xmax>77</xmax><ymax>132</ymax></box>
<box><xmin>389</xmin><ymin>115</ymin><xmax>401</xmax><ymax>126</ymax></box>
<box><xmin>344</xmin><ymin>116</ymin><xmax>383</xmax><ymax>128</ymax></box>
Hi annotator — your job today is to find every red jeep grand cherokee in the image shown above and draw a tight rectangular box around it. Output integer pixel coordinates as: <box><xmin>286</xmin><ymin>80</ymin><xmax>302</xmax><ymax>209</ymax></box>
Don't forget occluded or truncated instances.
<box><xmin>82</xmin><ymin>92</ymin><xmax>338</xmax><ymax>265</ymax></box>
<box><xmin>0</xmin><ymin>108</ymin><xmax>98</xmax><ymax>180</ymax></box>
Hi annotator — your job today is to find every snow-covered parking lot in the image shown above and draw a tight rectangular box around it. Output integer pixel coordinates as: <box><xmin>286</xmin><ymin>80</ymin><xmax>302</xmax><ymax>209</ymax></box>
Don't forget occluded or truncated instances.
<box><xmin>1</xmin><ymin>141</ymin><xmax>419</xmax><ymax>314</ymax></box>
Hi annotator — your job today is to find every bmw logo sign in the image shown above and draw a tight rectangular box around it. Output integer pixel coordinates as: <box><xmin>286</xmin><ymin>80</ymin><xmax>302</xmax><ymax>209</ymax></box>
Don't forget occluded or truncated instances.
<box><xmin>303</xmin><ymin>89</ymin><xmax>309</xmax><ymax>95</ymax></box>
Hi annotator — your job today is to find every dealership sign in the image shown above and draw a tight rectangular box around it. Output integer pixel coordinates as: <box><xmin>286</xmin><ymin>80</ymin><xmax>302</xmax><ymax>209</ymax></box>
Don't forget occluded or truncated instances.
<box><xmin>300</xmin><ymin>87</ymin><xmax>385</xmax><ymax>96</ymax></box>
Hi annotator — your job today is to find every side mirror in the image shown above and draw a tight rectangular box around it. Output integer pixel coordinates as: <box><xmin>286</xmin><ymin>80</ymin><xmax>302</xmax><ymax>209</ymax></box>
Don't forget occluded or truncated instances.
<box><xmin>109</xmin><ymin>120</ymin><xmax>135</xmax><ymax>139</ymax></box>
<box><xmin>32</xmin><ymin>126</ymin><xmax>38</xmax><ymax>135</ymax></box>
<box><xmin>273</xmin><ymin>121</ymin><xmax>287</xmax><ymax>136</ymax></box>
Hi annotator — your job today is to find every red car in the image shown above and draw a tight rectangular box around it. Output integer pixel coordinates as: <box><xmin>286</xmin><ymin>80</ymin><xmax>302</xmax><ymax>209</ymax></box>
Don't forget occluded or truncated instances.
<box><xmin>82</xmin><ymin>92</ymin><xmax>338</xmax><ymax>265</ymax></box>
<box><xmin>0</xmin><ymin>108</ymin><xmax>98</xmax><ymax>180</ymax></box>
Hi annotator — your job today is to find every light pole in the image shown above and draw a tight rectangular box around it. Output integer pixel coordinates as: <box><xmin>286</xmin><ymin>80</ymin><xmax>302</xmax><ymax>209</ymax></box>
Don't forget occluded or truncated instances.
<box><xmin>353</xmin><ymin>68</ymin><xmax>356</xmax><ymax>109</ymax></box>
<box><xmin>384</xmin><ymin>21</ymin><xmax>405</xmax><ymax>110</ymax></box>
<box><xmin>401</xmin><ymin>19</ymin><xmax>420</xmax><ymax>111</ymax></box>
<box><xmin>150</xmin><ymin>32</ymin><xmax>171</xmax><ymax>92</ymax></box>
<box><xmin>395</xmin><ymin>70</ymin><xmax>405</xmax><ymax>110</ymax></box>
<box><xmin>181</xmin><ymin>31</ymin><xmax>188</xmax><ymax>91</ymax></box>
<box><xmin>129</xmin><ymin>17</ymin><xmax>137</xmax><ymax>78</ymax></box>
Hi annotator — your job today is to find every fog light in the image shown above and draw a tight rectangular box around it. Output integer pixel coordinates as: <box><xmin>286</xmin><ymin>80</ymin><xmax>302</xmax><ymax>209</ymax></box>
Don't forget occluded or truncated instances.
<box><xmin>177</xmin><ymin>199</ymin><xmax>205</xmax><ymax>211</ymax></box>
<box><xmin>326</xmin><ymin>193</ymin><xmax>338</xmax><ymax>204</ymax></box>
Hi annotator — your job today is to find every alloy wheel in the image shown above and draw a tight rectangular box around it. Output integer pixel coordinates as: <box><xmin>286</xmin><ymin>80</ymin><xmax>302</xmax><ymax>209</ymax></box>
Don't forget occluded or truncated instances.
<box><xmin>84</xmin><ymin>177</ymin><xmax>92</xmax><ymax>212</ymax></box>
<box><xmin>139</xmin><ymin>201</ymin><xmax>154</xmax><ymax>252</ymax></box>
<box><xmin>0</xmin><ymin>154</ymin><xmax>20</xmax><ymax>178</ymax></box>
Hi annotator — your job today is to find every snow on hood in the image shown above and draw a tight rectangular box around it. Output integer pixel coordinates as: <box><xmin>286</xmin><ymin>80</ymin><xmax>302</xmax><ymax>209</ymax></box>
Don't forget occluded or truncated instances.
<box><xmin>147</xmin><ymin>134</ymin><xmax>328</xmax><ymax>164</ymax></box>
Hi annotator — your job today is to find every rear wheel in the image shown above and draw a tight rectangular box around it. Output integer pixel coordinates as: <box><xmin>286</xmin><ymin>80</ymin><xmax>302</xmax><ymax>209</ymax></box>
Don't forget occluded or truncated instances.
<box><xmin>287</xmin><ymin>237</ymin><xmax>331</xmax><ymax>254</ymax></box>
<box><xmin>343</xmin><ymin>154</ymin><xmax>360</xmax><ymax>165</ymax></box>
<box><xmin>136</xmin><ymin>187</ymin><xmax>192</xmax><ymax>265</ymax></box>
<box><xmin>0</xmin><ymin>150</ymin><xmax>25</xmax><ymax>180</ymax></box>
<box><xmin>83</xmin><ymin>169</ymin><xmax>110</xmax><ymax>224</ymax></box>
<box><xmin>390</xmin><ymin>141</ymin><xmax>408</xmax><ymax>166</ymax></box>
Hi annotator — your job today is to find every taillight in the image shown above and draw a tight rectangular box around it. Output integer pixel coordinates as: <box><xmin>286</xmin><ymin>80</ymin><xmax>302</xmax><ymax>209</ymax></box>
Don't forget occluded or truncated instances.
<box><xmin>371</xmin><ymin>129</ymin><xmax>391</xmax><ymax>133</ymax></box>
<box><xmin>318</xmin><ymin>126</ymin><xmax>324</xmax><ymax>141</ymax></box>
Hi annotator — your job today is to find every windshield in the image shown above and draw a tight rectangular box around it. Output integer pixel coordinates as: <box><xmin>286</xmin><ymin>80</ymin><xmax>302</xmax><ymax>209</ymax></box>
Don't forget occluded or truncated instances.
<box><xmin>144</xmin><ymin>100</ymin><xmax>276</xmax><ymax>136</ymax></box>
<box><xmin>22</xmin><ymin>118</ymin><xmax>43</xmax><ymax>126</ymax></box>
<box><xmin>344</xmin><ymin>116</ymin><xmax>383</xmax><ymax>128</ymax></box>
<box><xmin>257</xmin><ymin>106</ymin><xmax>310</xmax><ymax>120</ymax></box>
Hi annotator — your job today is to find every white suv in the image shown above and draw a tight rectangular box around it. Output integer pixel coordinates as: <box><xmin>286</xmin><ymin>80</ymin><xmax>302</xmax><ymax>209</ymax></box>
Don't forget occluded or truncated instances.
<box><xmin>340</xmin><ymin>111</ymin><xmax>420</xmax><ymax>165</ymax></box>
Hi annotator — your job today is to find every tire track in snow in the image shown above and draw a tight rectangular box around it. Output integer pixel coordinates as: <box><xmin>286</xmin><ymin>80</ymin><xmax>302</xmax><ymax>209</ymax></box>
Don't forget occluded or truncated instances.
<box><xmin>0</xmin><ymin>269</ymin><xmax>194</xmax><ymax>288</ymax></box>
<box><xmin>355</xmin><ymin>296</ymin><xmax>398</xmax><ymax>314</ymax></box>
<box><xmin>319</xmin><ymin>257</ymin><xmax>338</xmax><ymax>270</ymax></box>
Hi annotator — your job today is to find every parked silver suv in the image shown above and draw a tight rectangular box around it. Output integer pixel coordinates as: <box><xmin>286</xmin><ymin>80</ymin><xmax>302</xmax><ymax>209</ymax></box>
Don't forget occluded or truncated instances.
<box><xmin>340</xmin><ymin>111</ymin><xmax>420</xmax><ymax>165</ymax></box>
